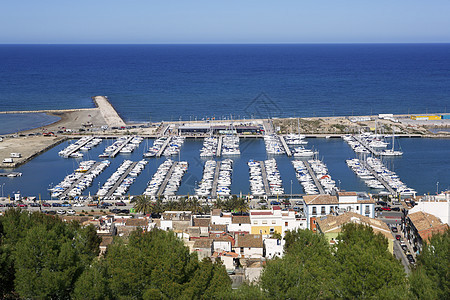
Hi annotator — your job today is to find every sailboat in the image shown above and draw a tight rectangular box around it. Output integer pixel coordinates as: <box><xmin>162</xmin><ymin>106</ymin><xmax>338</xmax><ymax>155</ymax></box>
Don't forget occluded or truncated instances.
<box><xmin>381</xmin><ymin>129</ymin><xmax>403</xmax><ymax>156</ymax></box>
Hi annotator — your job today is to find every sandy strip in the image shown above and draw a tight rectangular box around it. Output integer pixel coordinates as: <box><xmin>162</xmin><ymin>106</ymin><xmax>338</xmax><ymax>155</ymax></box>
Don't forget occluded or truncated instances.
<box><xmin>93</xmin><ymin>96</ymin><xmax>126</xmax><ymax>127</ymax></box>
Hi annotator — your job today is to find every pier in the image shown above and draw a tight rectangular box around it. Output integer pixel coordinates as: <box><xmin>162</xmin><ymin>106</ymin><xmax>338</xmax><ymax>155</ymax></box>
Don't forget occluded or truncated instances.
<box><xmin>262</xmin><ymin>119</ymin><xmax>274</xmax><ymax>135</ymax></box>
<box><xmin>211</xmin><ymin>161</ymin><xmax>222</xmax><ymax>198</ymax></box>
<box><xmin>92</xmin><ymin>96</ymin><xmax>126</xmax><ymax>128</ymax></box>
<box><xmin>279</xmin><ymin>135</ymin><xmax>292</xmax><ymax>156</ymax></box>
<box><xmin>352</xmin><ymin>135</ymin><xmax>382</xmax><ymax>156</ymax></box>
<box><xmin>216</xmin><ymin>136</ymin><xmax>223</xmax><ymax>157</ymax></box>
<box><xmin>0</xmin><ymin>172</ymin><xmax>22</xmax><ymax>177</ymax></box>
<box><xmin>109</xmin><ymin>136</ymin><xmax>134</xmax><ymax>158</ymax></box>
<box><xmin>156</xmin><ymin>136</ymin><xmax>172</xmax><ymax>158</ymax></box>
<box><xmin>259</xmin><ymin>161</ymin><xmax>271</xmax><ymax>196</ymax></box>
<box><xmin>104</xmin><ymin>162</ymin><xmax>138</xmax><ymax>198</ymax></box>
<box><xmin>156</xmin><ymin>161</ymin><xmax>177</xmax><ymax>197</ymax></box>
<box><xmin>60</xmin><ymin>162</ymin><xmax>101</xmax><ymax>198</ymax></box>
<box><xmin>360</xmin><ymin>160</ymin><xmax>397</xmax><ymax>195</ymax></box>
<box><xmin>63</xmin><ymin>137</ymin><xmax>95</xmax><ymax>158</ymax></box>
<box><xmin>303</xmin><ymin>160</ymin><xmax>326</xmax><ymax>194</ymax></box>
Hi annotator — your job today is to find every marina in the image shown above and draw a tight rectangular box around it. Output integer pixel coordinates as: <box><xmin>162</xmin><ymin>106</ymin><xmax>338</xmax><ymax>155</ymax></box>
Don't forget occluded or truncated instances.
<box><xmin>58</xmin><ymin>136</ymin><xmax>95</xmax><ymax>158</ymax></box>
<box><xmin>278</xmin><ymin>136</ymin><xmax>292</xmax><ymax>157</ymax></box>
<box><xmin>302</xmin><ymin>160</ymin><xmax>326</xmax><ymax>194</ymax></box>
<box><xmin>211</xmin><ymin>161</ymin><xmax>221</xmax><ymax>198</ymax></box>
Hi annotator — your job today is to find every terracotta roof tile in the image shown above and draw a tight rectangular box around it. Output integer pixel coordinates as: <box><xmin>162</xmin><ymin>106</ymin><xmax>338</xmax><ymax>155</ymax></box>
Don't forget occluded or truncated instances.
<box><xmin>235</xmin><ymin>234</ymin><xmax>263</xmax><ymax>248</ymax></box>
<box><xmin>193</xmin><ymin>217</ymin><xmax>211</xmax><ymax>227</ymax></box>
<box><xmin>303</xmin><ymin>194</ymin><xmax>338</xmax><ymax>205</ymax></box>
<box><xmin>232</xmin><ymin>215</ymin><xmax>250</xmax><ymax>224</ymax></box>
<box><xmin>193</xmin><ymin>239</ymin><xmax>213</xmax><ymax>249</ymax></box>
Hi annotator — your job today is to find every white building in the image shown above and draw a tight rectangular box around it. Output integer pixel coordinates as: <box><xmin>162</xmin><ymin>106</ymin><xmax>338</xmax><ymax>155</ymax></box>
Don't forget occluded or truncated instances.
<box><xmin>411</xmin><ymin>192</ymin><xmax>450</xmax><ymax>225</ymax></box>
<box><xmin>303</xmin><ymin>192</ymin><xmax>375</xmax><ymax>230</ymax></box>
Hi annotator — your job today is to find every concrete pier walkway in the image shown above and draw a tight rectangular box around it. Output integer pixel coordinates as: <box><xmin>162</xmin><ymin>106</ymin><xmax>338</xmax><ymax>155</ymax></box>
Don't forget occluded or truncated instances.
<box><xmin>104</xmin><ymin>162</ymin><xmax>138</xmax><ymax>198</ymax></box>
<box><xmin>279</xmin><ymin>136</ymin><xmax>292</xmax><ymax>156</ymax></box>
<box><xmin>63</xmin><ymin>137</ymin><xmax>94</xmax><ymax>158</ymax></box>
<box><xmin>60</xmin><ymin>162</ymin><xmax>101</xmax><ymax>198</ymax></box>
<box><xmin>360</xmin><ymin>160</ymin><xmax>397</xmax><ymax>195</ymax></box>
<box><xmin>157</xmin><ymin>161</ymin><xmax>177</xmax><ymax>197</ymax></box>
<box><xmin>92</xmin><ymin>96</ymin><xmax>126</xmax><ymax>128</ymax></box>
<box><xmin>216</xmin><ymin>136</ymin><xmax>223</xmax><ymax>157</ymax></box>
<box><xmin>211</xmin><ymin>161</ymin><xmax>222</xmax><ymax>198</ymax></box>
<box><xmin>109</xmin><ymin>136</ymin><xmax>134</xmax><ymax>158</ymax></box>
<box><xmin>303</xmin><ymin>160</ymin><xmax>326</xmax><ymax>194</ymax></box>
<box><xmin>156</xmin><ymin>137</ymin><xmax>172</xmax><ymax>158</ymax></box>
<box><xmin>260</xmin><ymin>161</ymin><xmax>271</xmax><ymax>196</ymax></box>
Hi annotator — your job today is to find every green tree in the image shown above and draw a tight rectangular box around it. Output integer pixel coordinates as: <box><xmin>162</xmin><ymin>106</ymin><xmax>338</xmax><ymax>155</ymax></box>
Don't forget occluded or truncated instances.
<box><xmin>410</xmin><ymin>228</ymin><xmax>449</xmax><ymax>299</ymax></box>
<box><xmin>73</xmin><ymin>258</ymin><xmax>111</xmax><ymax>300</ymax></box>
<box><xmin>334</xmin><ymin>223</ymin><xmax>409</xmax><ymax>299</ymax></box>
<box><xmin>131</xmin><ymin>194</ymin><xmax>154</xmax><ymax>214</ymax></box>
<box><xmin>260</xmin><ymin>229</ymin><xmax>336</xmax><ymax>299</ymax></box>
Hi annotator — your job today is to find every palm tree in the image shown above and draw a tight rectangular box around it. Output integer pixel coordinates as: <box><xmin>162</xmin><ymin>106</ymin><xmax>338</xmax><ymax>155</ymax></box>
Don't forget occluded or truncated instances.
<box><xmin>130</xmin><ymin>195</ymin><xmax>153</xmax><ymax>215</ymax></box>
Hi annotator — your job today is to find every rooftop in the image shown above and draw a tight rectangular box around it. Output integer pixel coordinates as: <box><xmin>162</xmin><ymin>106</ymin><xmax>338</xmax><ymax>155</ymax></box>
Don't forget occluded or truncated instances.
<box><xmin>235</xmin><ymin>234</ymin><xmax>263</xmax><ymax>248</ymax></box>
<box><xmin>408</xmin><ymin>211</ymin><xmax>449</xmax><ymax>241</ymax></box>
<box><xmin>303</xmin><ymin>194</ymin><xmax>338</xmax><ymax>205</ymax></box>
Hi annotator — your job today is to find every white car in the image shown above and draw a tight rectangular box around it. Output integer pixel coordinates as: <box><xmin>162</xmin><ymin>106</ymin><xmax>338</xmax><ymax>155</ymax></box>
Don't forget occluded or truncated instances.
<box><xmin>57</xmin><ymin>209</ymin><xmax>66</xmax><ymax>215</ymax></box>
<box><xmin>73</xmin><ymin>202</ymin><xmax>85</xmax><ymax>207</ymax></box>
<box><xmin>66</xmin><ymin>209</ymin><xmax>76</xmax><ymax>215</ymax></box>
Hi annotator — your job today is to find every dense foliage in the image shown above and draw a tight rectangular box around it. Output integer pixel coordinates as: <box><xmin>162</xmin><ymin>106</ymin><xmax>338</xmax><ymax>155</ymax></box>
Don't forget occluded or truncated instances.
<box><xmin>0</xmin><ymin>209</ymin><xmax>230</xmax><ymax>299</ymax></box>
<box><xmin>1</xmin><ymin>210</ymin><xmax>448</xmax><ymax>299</ymax></box>
<box><xmin>260</xmin><ymin>224</ymin><xmax>409</xmax><ymax>299</ymax></box>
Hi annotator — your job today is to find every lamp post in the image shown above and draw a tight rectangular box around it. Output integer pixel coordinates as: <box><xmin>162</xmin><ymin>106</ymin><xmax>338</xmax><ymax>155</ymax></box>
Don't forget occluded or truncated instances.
<box><xmin>290</xmin><ymin>180</ymin><xmax>293</xmax><ymax>199</ymax></box>
<box><xmin>436</xmin><ymin>181</ymin><xmax>439</xmax><ymax>195</ymax></box>
<box><xmin>338</xmin><ymin>180</ymin><xmax>341</xmax><ymax>191</ymax></box>
<box><xmin>1</xmin><ymin>183</ymin><xmax>5</xmax><ymax>198</ymax></box>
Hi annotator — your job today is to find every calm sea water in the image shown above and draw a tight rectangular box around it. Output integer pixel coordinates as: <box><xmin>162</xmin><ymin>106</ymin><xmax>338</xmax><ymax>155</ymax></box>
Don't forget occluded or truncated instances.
<box><xmin>0</xmin><ymin>138</ymin><xmax>448</xmax><ymax>198</ymax></box>
<box><xmin>1</xmin><ymin>44</ymin><xmax>449</xmax><ymax>124</ymax></box>
<box><xmin>0</xmin><ymin>113</ymin><xmax>60</xmax><ymax>135</ymax></box>
<box><xmin>0</xmin><ymin>44</ymin><xmax>449</xmax><ymax>196</ymax></box>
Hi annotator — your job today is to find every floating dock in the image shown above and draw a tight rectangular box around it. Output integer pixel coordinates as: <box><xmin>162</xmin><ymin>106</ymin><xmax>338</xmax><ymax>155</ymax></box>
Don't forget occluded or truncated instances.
<box><xmin>156</xmin><ymin>136</ymin><xmax>172</xmax><ymax>158</ymax></box>
<box><xmin>279</xmin><ymin>136</ymin><xmax>292</xmax><ymax>156</ymax></box>
<box><xmin>359</xmin><ymin>160</ymin><xmax>397</xmax><ymax>195</ymax></box>
<box><xmin>0</xmin><ymin>172</ymin><xmax>22</xmax><ymax>177</ymax></box>
<box><xmin>352</xmin><ymin>135</ymin><xmax>382</xmax><ymax>156</ymax></box>
<box><xmin>216</xmin><ymin>136</ymin><xmax>223</xmax><ymax>157</ymax></box>
<box><xmin>104</xmin><ymin>162</ymin><xmax>138</xmax><ymax>198</ymax></box>
<box><xmin>156</xmin><ymin>161</ymin><xmax>177</xmax><ymax>197</ymax></box>
<box><xmin>109</xmin><ymin>136</ymin><xmax>134</xmax><ymax>158</ymax></box>
<box><xmin>63</xmin><ymin>137</ymin><xmax>95</xmax><ymax>158</ymax></box>
<box><xmin>259</xmin><ymin>161</ymin><xmax>271</xmax><ymax>196</ymax></box>
<box><xmin>303</xmin><ymin>160</ymin><xmax>326</xmax><ymax>194</ymax></box>
<box><xmin>211</xmin><ymin>161</ymin><xmax>222</xmax><ymax>198</ymax></box>
<box><xmin>60</xmin><ymin>162</ymin><xmax>101</xmax><ymax>198</ymax></box>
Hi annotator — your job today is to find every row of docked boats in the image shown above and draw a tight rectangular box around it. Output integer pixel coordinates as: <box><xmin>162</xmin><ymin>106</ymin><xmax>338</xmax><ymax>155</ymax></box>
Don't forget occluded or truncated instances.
<box><xmin>265</xmin><ymin>158</ymin><xmax>284</xmax><ymax>195</ymax></box>
<box><xmin>144</xmin><ymin>136</ymin><xmax>169</xmax><ymax>157</ymax></box>
<box><xmin>109</xmin><ymin>160</ymin><xmax>148</xmax><ymax>198</ymax></box>
<box><xmin>58</xmin><ymin>137</ymin><xmax>102</xmax><ymax>158</ymax></box>
<box><xmin>343</xmin><ymin>135</ymin><xmax>371</xmax><ymax>154</ymax></box>
<box><xmin>96</xmin><ymin>160</ymin><xmax>135</xmax><ymax>198</ymax></box>
<box><xmin>163</xmin><ymin>136</ymin><xmax>185</xmax><ymax>156</ymax></box>
<box><xmin>293</xmin><ymin>146</ymin><xmax>317</xmax><ymax>157</ymax></box>
<box><xmin>308</xmin><ymin>159</ymin><xmax>338</xmax><ymax>194</ymax></box>
<box><xmin>248</xmin><ymin>160</ymin><xmax>266</xmax><ymax>196</ymax></box>
<box><xmin>65</xmin><ymin>161</ymin><xmax>110</xmax><ymax>198</ymax></box>
<box><xmin>264</xmin><ymin>135</ymin><xmax>285</xmax><ymax>155</ymax></box>
<box><xmin>222</xmin><ymin>136</ymin><xmax>240</xmax><ymax>156</ymax></box>
<box><xmin>98</xmin><ymin>136</ymin><xmax>143</xmax><ymax>158</ymax></box>
<box><xmin>284</xmin><ymin>134</ymin><xmax>307</xmax><ymax>145</ymax></box>
<box><xmin>162</xmin><ymin>161</ymin><xmax>188</xmax><ymax>197</ymax></box>
<box><xmin>196</xmin><ymin>160</ymin><xmax>217</xmax><ymax>196</ymax></box>
<box><xmin>292</xmin><ymin>160</ymin><xmax>319</xmax><ymax>195</ymax></box>
<box><xmin>346</xmin><ymin>158</ymin><xmax>386</xmax><ymax>190</ymax></box>
<box><xmin>343</xmin><ymin>133</ymin><xmax>403</xmax><ymax>156</ymax></box>
<box><xmin>50</xmin><ymin>160</ymin><xmax>109</xmax><ymax>198</ymax></box>
<box><xmin>216</xmin><ymin>159</ymin><xmax>233</xmax><ymax>197</ymax></box>
<box><xmin>144</xmin><ymin>160</ymin><xmax>174</xmax><ymax>196</ymax></box>
<box><xmin>365</xmin><ymin>157</ymin><xmax>415</xmax><ymax>196</ymax></box>
<box><xmin>200</xmin><ymin>137</ymin><xmax>218</xmax><ymax>157</ymax></box>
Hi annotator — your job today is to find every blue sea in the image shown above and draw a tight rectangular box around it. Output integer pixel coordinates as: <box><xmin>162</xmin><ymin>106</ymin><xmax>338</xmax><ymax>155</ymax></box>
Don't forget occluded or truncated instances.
<box><xmin>1</xmin><ymin>44</ymin><xmax>449</xmax><ymax>124</ymax></box>
<box><xmin>0</xmin><ymin>44</ymin><xmax>449</xmax><ymax>197</ymax></box>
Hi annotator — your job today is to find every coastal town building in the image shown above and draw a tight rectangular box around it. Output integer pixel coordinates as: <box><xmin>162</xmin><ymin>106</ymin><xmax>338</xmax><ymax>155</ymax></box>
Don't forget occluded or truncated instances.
<box><xmin>410</xmin><ymin>192</ymin><xmax>450</xmax><ymax>225</ymax></box>
<box><xmin>315</xmin><ymin>211</ymin><xmax>395</xmax><ymax>253</ymax></box>
<box><xmin>304</xmin><ymin>192</ymin><xmax>375</xmax><ymax>230</ymax></box>
<box><xmin>402</xmin><ymin>211</ymin><xmax>449</xmax><ymax>254</ymax></box>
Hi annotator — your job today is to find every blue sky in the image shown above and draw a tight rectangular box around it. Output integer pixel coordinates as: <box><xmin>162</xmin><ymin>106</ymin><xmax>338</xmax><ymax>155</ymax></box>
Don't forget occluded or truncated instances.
<box><xmin>1</xmin><ymin>0</ymin><xmax>449</xmax><ymax>44</ymax></box>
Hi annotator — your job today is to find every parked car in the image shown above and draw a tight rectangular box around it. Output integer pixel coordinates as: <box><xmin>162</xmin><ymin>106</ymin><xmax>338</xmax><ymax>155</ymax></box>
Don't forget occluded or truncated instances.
<box><xmin>29</xmin><ymin>202</ymin><xmax>40</xmax><ymax>207</ymax></box>
<box><xmin>42</xmin><ymin>202</ymin><xmax>51</xmax><ymax>207</ymax></box>
<box><xmin>61</xmin><ymin>202</ymin><xmax>72</xmax><ymax>207</ymax></box>
<box><xmin>0</xmin><ymin>203</ymin><xmax>4</xmax><ymax>207</ymax></box>
<box><xmin>52</xmin><ymin>203</ymin><xmax>62</xmax><ymax>207</ymax></box>
<box><xmin>396</xmin><ymin>235</ymin><xmax>401</xmax><ymax>241</ymax></box>
<box><xmin>115</xmin><ymin>201</ymin><xmax>126</xmax><ymax>206</ymax></box>
<box><xmin>73</xmin><ymin>202</ymin><xmax>85</xmax><ymax>207</ymax></box>
<box><xmin>56</xmin><ymin>209</ymin><xmax>66</xmax><ymax>215</ymax></box>
<box><xmin>270</xmin><ymin>201</ymin><xmax>281</xmax><ymax>205</ymax></box>
<box><xmin>391</xmin><ymin>227</ymin><xmax>398</xmax><ymax>233</ymax></box>
<box><xmin>381</xmin><ymin>207</ymin><xmax>391</xmax><ymax>211</ymax></box>
<box><xmin>391</xmin><ymin>207</ymin><xmax>400</xmax><ymax>212</ymax></box>
<box><xmin>109</xmin><ymin>208</ymin><xmax>121</xmax><ymax>214</ymax></box>
<box><xmin>120</xmin><ymin>209</ymin><xmax>130</xmax><ymax>214</ymax></box>
<box><xmin>101</xmin><ymin>202</ymin><xmax>112</xmax><ymax>207</ymax></box>
<box><xmin>406</xmin><ymin>254</ymin><xmax>415</xmax><ymax>264</ymax></box>
<box><xmin>18</xmin><ymin>203</ymin><xmax>28</xmax><ymax>208</ymax></box>
<box><xmin>44</xmin><ymin>210</ymin><xmax>56</xmax><ymax>215</ymax></box>
<box><xmin>66</xmin><ymin>209</ymin><xmax>76</xmax><ymax>215</ymax></box>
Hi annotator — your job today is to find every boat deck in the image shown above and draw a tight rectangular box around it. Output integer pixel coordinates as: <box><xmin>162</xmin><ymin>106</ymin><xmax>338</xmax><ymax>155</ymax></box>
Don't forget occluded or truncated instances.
<box><xmin>155</xmin><ymin>137</ymin><xmax>172</xmax><ymax>158</ymax></box>
<box><xmin>60</xmin><ymin>162</ymin><xmax>102</xmax><ymax>198</ymax></box>
<box><xmin>104</xmin><ymin>162</ymin><xmax>138</xmax><ymax>198</ymax></box>
<box><xmin>360</xmin><ymin>160</ymin><xmax>397</xmax><ymax>195</ymax></box>
<box><xmin>63</xmin><ymin>137</ymin><xmax>94</xmax><ymax>158</ymax></box>
<box><xmin>109</xmin><ymin>136</ymin><xmax>134</xmax><ymax>158</ymax></box>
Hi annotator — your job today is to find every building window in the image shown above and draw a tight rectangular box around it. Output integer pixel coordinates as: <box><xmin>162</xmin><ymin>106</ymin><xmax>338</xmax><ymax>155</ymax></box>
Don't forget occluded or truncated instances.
<box><xmin>272</xmin><ymin>220</ymin><xmax>276</xmax><ymax>224</ymax></box>
<box><xmin>262</xmin><ymin>221</ymin><xmax>267</xmax><ymax>224</ymax></box>
<box><xmin>356</xmin><ymin>206</ymin><xmax>359</xmax><ymax>210</ymax></box>
<box><xmin>253</xmin><ymin>221</ymin><xmax>258</xmax><ymax>225</ymax></box>
<box><xmin>365</xmin><ymin>205</ymin><xmax>370</xmax><ymax>215</ymax></box>
<box><xmin>312</xmin><ymin>207</ymin><xmax>317</xmax><ymax>215</ymax></box>
<box><xmin>321</xmin><ymin>206</ymin><xmax>326</xmax><ymax>215</ymax></box>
